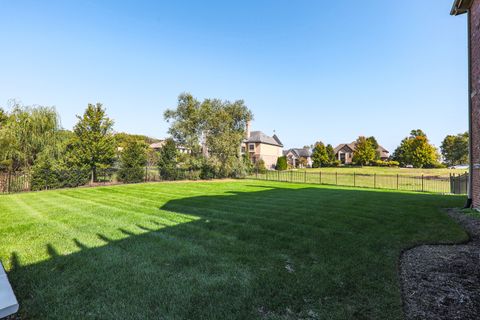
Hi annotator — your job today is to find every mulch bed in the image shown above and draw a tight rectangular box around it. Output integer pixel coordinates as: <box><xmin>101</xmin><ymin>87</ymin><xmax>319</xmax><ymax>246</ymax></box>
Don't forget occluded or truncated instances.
<box><xmin>400</xmin><ymin>209</ymin><xmax>480</xmax><ymax>320</ymax></box>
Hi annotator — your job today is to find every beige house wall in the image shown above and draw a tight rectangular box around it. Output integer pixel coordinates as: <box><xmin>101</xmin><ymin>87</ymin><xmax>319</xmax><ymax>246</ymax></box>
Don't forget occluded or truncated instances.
<box><xmin>245</xmin><ymin>142</ymin><xmax>282</xmax><ymax>169</ymax></box>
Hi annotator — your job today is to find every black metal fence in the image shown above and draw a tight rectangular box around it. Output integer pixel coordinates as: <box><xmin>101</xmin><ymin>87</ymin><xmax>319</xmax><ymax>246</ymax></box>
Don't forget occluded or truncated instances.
<box><xmin>246</xmin><ymin>170</ymin><xmax>468</xmax><ymax>195</ymax></box>
<box><xmin>0</xmin><ymin>167</ymin><xmax>469</xmax><ymax>195</ymax></box>
<box><xmin>0</xmin><ymin>167</ymin><xmax>208</xmax><ymax>194</ymax></box>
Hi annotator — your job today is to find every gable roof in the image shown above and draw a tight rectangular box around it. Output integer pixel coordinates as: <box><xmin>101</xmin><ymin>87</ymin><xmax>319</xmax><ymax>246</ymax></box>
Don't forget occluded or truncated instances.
<box><xmin>334</xmin><ymin>142</ymin><xmax>389</xmax><ymax>156</ymax></box>
<box><xmin>287</xmin><ymin>148</ymin><xmax>312</xmax><ymax>158</ymax></box>
<box><xmin>451</xmin><ymin>0</ymin><xmax>473</xmax><ymax>15</ymax></box>
<box><xmin>246</xmin><ymin>131</ymin><xmax>283</xmax><ymax>147</ymax></box>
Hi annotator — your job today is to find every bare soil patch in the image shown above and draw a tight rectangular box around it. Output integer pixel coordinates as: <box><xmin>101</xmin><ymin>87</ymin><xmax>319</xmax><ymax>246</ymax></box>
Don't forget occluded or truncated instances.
<box><xmin>400</xmin><ymin>209</ymin><xmax>480</xmax><ymax>320</ymax></box>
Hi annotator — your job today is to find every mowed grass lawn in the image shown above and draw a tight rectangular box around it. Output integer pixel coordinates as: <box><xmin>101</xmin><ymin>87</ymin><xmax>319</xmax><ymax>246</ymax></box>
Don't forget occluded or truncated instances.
<box><xmin>297</xmin><ymin>166</ymin><xmax>467</xmax><ymax>177</ymax></box>
<box><xmin>0</xmin><ymin>180</ymin><xmax>468</xmax><ymax>319</ymax></box>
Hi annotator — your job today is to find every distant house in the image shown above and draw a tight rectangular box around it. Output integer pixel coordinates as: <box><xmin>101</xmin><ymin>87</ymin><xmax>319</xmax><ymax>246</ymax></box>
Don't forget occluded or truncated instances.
<box><xmin>242</xmin><ymin>123</ymin><xmax>283</xmax><ymax>169</ymax></box>
<box><xmin>149</xmin><ymin>141</ymin><xmax>189</xmax><ymax>154</ymax></box>
<box><xmin>334</xmin><ymin>142</ymin><xmax>389</xmax><ymax>164</ymax></box>
<box><xmin>284</xmin><ymin>148</ymin><xmax>312</xmax><ymax>168</ymax></box>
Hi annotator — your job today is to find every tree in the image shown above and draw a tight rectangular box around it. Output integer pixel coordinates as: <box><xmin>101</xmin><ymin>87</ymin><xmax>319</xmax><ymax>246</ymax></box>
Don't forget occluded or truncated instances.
<box><xmin>0</xmin><ymin>102</ymin><xmax>60</xmax><ymax>170</ymax></box>
<box><xmin>201</xmin><ymin>98</ymin><xmax>252</xmax><ymax>177</ymax></box>
<box><xmin>392</xmin><ymin>130</ymin><xmax>439</xmax><ymax>168</ymax></box>
<box><xmin>276</xmin><ymin>156</ymin><xmax>288</xmax><ymax>171</ymax></box>
<box><xmin>165</xmin><ymin>93</ymin><xmax>253</xmax><ymax>178</ymax></box>
<box><xmin>71</xmin><ymin>103</ymin><xmax>116</xmax><ymax>183</ymax></box>
<box><xmin>352</xmin><ymin>136</ymin><xmax>376</xmax><ymax>166</ymax></box>
<box><xmin>311</xmin><ymin>141</ymin><xmax>329</xmax><ymax>168</ymax></box>
<box><xmin>118</xmin><ymin>140</ymin><xmax>147</xmax><ymax>183</ymax></box>
<box><xmin>367</xmin><ymin>136</ymin><xmax>380</xmax><ymax>160</ymax></box>
<box><xmin>164</xmin><ymin>93</ymin><xmax>204</xmax><ymax>156</ymax></box>
<box><xmin>441</xmin><ymin>132</ymin><xmax>469</xmax><ymax>166</ymax></box>
<box><xmin>158</xmin><ymin>138</ymin><xmax>178</xmax><ymax>180</ymax></box>
<box><xmin>326</xmin><ymin>144</ymin><xmax>336</xmax><ymax>165</ymax></box>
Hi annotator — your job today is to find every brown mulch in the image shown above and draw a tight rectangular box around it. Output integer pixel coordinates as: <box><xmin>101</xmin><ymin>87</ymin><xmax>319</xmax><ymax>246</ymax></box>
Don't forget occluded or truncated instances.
<box><xmin>400</xmin><ymin>209</ymin><xmax>480</xmax><ymax>320</ymax></box>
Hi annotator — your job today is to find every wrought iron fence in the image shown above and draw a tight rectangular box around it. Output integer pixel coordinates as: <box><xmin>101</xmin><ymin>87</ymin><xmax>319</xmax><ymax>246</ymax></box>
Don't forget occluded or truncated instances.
<box><xmin>246</xmin><ymin>170</ymin><xmax>468</xmax><ymax>195</ymax></box>
<box><xmin>0</xmin><ymin>167</ymin><xmax>207</xmax><ymax>194</ymax></box>
<box><xmin>0</xmin><ymin>167</ymin><xmax>469</xmax><ymax>195</ymax></box>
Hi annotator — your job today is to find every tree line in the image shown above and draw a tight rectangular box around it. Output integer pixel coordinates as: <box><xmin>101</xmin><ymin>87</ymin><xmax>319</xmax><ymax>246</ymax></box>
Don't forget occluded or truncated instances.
<box><xmin>0</xmin><ymin>94</ymin><xmax>253</xmax><ymax>190</ymax></box>
<box><xmin>298</xmin><ymin>130</ymin><xmax>469</xmax><ymax>169</ymax></box>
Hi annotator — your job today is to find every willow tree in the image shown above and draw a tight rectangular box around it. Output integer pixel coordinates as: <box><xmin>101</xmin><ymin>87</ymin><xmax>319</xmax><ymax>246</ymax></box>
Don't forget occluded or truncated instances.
<box><xmin>71</xmin><ymin>103</ymin><xmax>115</xmax><ymax>183</ymax></box>
<box><xmin>0</xmin><ymin>102</ymin><xmax>60</xmax><ymax>170</ymax></box>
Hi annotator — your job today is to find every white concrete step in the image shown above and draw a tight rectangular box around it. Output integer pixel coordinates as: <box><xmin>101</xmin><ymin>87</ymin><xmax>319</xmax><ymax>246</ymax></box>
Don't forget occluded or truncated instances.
<box><xmin>0</xmin><ymin>262</ymin><xmax>18</xmax><ymax>319</ymax></box>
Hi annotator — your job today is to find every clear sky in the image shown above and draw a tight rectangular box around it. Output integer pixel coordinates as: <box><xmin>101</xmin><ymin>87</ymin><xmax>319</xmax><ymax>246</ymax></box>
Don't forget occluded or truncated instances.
<box><xmin>0</xmin><ymin>0</ymin><xmax>469</xmax><ymax>152</ymax></box>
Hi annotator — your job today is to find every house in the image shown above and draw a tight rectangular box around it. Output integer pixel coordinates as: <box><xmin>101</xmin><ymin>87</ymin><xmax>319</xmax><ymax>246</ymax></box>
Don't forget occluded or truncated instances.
<box><xmin>242</xmin><ymin>123</ymin><xmax>283</xmax><ymax>169</ymax></box>
<box><xmin>284</xmin><ymin>148</ymin><xmax>313</xmax><ymax>168</ymax></box>
<box><xmin>334</xmin><ymin>142</ymin><xmax>389</xmax><ymax>165</ymax></box>
<box><xmin>451</xmin><ymin>0</ymin><xmax>479</xmax><ymax>208</ymax></box>
<box><xmin>149</xmin><ymin>141</ymin><xmax>190</xmax><ymax>154</ymax></box>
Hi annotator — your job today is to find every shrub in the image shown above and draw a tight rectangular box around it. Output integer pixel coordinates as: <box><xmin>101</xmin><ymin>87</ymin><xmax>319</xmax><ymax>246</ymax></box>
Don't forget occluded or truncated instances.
<box><xmin>276</xmin><ymin>156</ymin><xmax>288</xmax><ymax>171</ymax></box>
<box><xmin>252</xmin><ymin>159</ymin><xmax>266</xmax><ymax>174</ymax></box>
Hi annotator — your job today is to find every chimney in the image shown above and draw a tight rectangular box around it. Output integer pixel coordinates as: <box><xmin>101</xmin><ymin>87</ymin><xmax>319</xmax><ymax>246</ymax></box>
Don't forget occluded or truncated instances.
<box><xmin>245</xmin><ymin>121</ymin><xmax>251</xmax><ymax>139</ymax></box>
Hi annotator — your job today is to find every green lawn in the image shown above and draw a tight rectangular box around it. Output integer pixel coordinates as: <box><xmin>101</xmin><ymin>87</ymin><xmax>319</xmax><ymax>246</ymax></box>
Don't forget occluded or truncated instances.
<box><xmin>297</xmin><ymin>166</ymin><xmax>467</xmax><ymax>177</ymax></box>
<box><xmin>0</xmin><ymin>180</ymin><xmax>468</xmax><ymax>319</ymax></box>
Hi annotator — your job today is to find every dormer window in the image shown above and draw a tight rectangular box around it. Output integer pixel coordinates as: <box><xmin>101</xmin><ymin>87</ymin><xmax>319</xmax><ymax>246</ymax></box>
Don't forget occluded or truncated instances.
<box><xmin>249</xmin><ymin>144</ymin><xmax>255</xmax><ymax>151</ymax></box>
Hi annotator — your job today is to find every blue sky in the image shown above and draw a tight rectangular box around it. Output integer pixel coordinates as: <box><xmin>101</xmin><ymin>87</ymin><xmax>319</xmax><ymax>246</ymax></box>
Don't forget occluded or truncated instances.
<box><xmin>0</xmin><ymin>0</ymin><xmax>468</xmax><ymax>152</ymax></box>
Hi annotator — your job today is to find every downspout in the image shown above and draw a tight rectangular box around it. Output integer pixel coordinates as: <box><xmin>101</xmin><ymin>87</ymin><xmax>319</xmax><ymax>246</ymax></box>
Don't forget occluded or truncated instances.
<box><xmin>465</xmin><ymin>8</ymin><xmax>473</xmax><ymax>208</ymax></box>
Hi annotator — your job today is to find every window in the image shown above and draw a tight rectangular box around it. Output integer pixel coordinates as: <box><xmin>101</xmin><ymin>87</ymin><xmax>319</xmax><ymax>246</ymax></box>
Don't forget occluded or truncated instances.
<box><xmin>241</xmin><ymin>146</ymin><xmax>246</xmax><ymax>153</ymax></box>
<box><xmin>249</xmin><ymin>144</ymin><xmax>255</xmax><ymax>151</ymax></box>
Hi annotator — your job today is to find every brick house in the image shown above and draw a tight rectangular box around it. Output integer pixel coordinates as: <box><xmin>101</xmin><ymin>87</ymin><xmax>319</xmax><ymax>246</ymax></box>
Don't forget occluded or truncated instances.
<box><xmin>334</xmin><ymin>142</ymin><xmax>389</xmax><ymax>165</ymax></box>
<box><xmin>242</xmin><ymin>123</ymin><xmax>283</xmax><ymax>169</ymax></box>
<box><xmin>451</xmin><ymin>0</ymin><xmax>479</xmax><ymax>208</ymax></box>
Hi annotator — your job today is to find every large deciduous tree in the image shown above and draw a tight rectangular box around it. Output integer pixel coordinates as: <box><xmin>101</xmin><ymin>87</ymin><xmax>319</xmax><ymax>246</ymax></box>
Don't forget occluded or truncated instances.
<box><xmin>71</xmin><ymin>103</ymin><xmax>115</xmax><ymax>183</ymax></box>
<box><xmin>392</xmin><ymin>129</ymin><xmax>439</xmax><ymax>168</ymax></box>
<box><xmin>164</xmin><ymin>93</ymin><xmax>204</xmax><ymax>156</ymax></box>
<box><xmin>352</xmin><ymin>136</ymin><xmax>376</xmax><ymax>166</ymax></box>
<box><xmin>0</xmin><ymin>101</ymin><xmax>60</xmax><ymax>171</ymax></box>
<box><xmin>165</xmin><ymin>93</ymin><xmax>253</xmax><ymax>178</ymax></box>
<box><xmin>440</xmin><ymin>132</ymin><xmax>469</xmax><ymax>166</ymax></box>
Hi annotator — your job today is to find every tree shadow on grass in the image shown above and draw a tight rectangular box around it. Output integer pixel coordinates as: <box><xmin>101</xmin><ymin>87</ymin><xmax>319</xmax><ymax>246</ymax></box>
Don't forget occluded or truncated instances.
<box><xmin>5</xmin><ymin>185</ymin><xmax>466</xmax><ymax>320</ymax></box>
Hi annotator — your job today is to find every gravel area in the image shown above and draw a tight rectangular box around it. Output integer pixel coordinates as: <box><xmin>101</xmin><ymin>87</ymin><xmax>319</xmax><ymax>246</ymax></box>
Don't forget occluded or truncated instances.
<box><xmin>400</xmin><ymin>209</ymin><xmax>480</xmax><ymax>320</ymax></box>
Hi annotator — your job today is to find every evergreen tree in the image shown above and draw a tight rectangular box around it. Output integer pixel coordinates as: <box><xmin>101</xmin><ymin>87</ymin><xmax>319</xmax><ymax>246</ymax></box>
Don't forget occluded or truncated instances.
<box><xmin>71</xmin><ymin>103</ymin><xmax>116</xmax><ymax>183</ymax></box>
<box><xmin>312</xmin><ymin>141</ymin><xmax>329</xmax><ymax>168</ymax></box>
<box><xmin>118</xmin><ymin>140</ymin><xmax>147</xmax><ymax>183</ymax></box>
<box><xmin>276</xmin><ymin>156</ymin><xmax>288</xmax><ymax>171</ymax></box>
<box><xmin>326</xmin><ymin>144</ymin><xmax>336</xmax><ymax>165</ymax></box>
<box><xmin>158</xmin><ymin>138</ymin><xmax>178</xmax><ymax>180</ymax></box>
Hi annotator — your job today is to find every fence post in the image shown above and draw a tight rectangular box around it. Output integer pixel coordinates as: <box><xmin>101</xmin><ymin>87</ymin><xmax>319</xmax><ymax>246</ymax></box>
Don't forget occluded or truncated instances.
<box><xmin>290</xmin><ymin>170</ymin><xmax>292</xmax><ymax>182</ymax></box>
<box><xmin>396</xmin><ymin>174</ymin><xmax>399</xmax><ymax>190</ymax></box>
<box><xmin>304</xmin><ymin>171</ymin><xmax>306</xmax><ymax>183</ymax></box>
<box><xmin>335</xmin><ymin>172</ymin><xmax>338</xmax><ymax>185</ymax></box>
<box><xmin>319</xmin><ymin>171</ymin><xmax>321</xmax><ymax>184</ymax></box>
<box><xmin>354</xmin><ymin>172</ymin><xmax>356</xmax><ymax>187</ymax></box>
<box><xmin>421</xmin><ymin>174</ymin><xmax>424</xmax><ymax>192</ymax></box>
<box><xmin>7</xmin><ymin>171</ymin><xmax>11</xmax><ymax>194</ymax></box>
<box><xmin>374</xmin><ymin>173</ymin><xmax>376</xmax><ymax>189</ymax></box>
<box><xmin>145</xmin><ymin>166</ymin><xmax>148</xmax><ymax>182</ymax></box>
<box><xmin>277</xmin><ymin>170</ymin><xmax>280</xmax><ymax>181</ymax></box>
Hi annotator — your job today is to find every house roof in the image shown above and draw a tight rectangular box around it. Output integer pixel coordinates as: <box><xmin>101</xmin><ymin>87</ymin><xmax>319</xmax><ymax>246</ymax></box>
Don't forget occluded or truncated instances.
<box><xmin>245</xmin><ymin>131</ymin><xmax>283</xmax><ymax>147</ymax></box>
<box><xmin>149</xmin><ymin>141</ymin><xmax>165</xmax><ymax>149</ymax></box>
<box><xmin>451</xmin><ymin>0</ymin><xmax>473</xmax><ymax>15</ymax></box>
<box><xmin>334</xmin><ymin>142</ymin><xmax>389</xmax><ymax>157</ymax></box>
<box><xmin>287</xmin><ymin>148</ymin><xmax>312</xmax><ymax>158</ymax></box>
